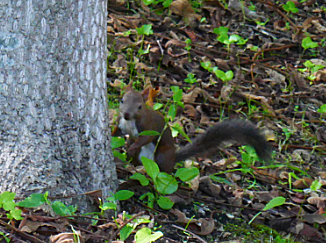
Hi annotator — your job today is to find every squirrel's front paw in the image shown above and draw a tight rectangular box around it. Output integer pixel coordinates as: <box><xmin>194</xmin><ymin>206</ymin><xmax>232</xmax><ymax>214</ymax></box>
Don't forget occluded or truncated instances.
<box><xmin>127</xmin><ymin>145</ymin><xmax>138</xmax><ymax>157</ymax></box>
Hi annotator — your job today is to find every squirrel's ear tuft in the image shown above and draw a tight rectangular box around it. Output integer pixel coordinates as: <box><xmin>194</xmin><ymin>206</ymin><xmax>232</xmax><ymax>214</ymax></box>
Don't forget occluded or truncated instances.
<box><xmin>125</xmin><ymin>81</ymin><xmax>134</xmax><ymax>92</ymax></box>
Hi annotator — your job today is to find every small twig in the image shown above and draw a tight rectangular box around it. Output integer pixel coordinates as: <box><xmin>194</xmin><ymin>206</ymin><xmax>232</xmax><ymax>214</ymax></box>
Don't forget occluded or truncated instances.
<box><xmin>0</xmin><ymin>218</ymin><xmax>46</xmax><ymax>243</ymax></box>
<box><xmin>171</xmin><ymin>224</ymin><xmax>207</xmax><ymax>243</ymax></box>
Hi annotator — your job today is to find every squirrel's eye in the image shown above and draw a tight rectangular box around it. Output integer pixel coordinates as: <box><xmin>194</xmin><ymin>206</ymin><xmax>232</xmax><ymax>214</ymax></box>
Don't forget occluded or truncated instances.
<box><xmin>138</xmin><ymin>104</ymin><xmax>142</xmax><ymax>110</ymax></box>
<box><xmin>120</xmin><ymin>98</ymin><xmax>124</xmax><ymax>104</ymax></box>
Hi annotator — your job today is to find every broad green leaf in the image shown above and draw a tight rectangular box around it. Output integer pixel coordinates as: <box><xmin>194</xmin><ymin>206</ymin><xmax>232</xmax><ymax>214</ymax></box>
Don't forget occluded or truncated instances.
<box><xmin>213</xmin><ymin>26</ymin><xmax>228</xmax><ymax>36</ymax></box>
<box><xmin>114</xmin><ymin>190</ymin><xmax>134</xmax><ymax>201</ymax></box>
<box><xmin>52</xmin><ymin>201</ymin><xmax>72</xmax><ymax>216</ymax></box>
<box><xmin>317</xmin><ymin>104</ymin><xmax>326</xmax><ymax>114</ymax></box>
<box><xmin>153</xmin><ymin>103</ymin><xmax>163</xmax><ymax>110</ymax></box>
<box><xmin>113</xmin><ymin>150</ymin><xmax>127</xmax><ymax>161</ymax></box>
<box><xmin>130</xmin><ymin>173</ymin><xmax>149</xmax><ymax>186</ymax></box>
<box><xmin>303</xmin><ymin>60</ymin><xmax>314</xmax><ymax>68</ymax></box>
<box><xmin>310</xmin><ymin>180</ymin><xmax>322</xmax><ymax>191</ymax></box>
<box><xmin>17</xmin><ymin>193</ymin><xmax>47</xmax><ymax>208</ymax></box>
<box><xmin>9</xmin><ymin>208</ymin><xmax>23</xmax><ymax>220</ymax></box>
<box><xmin>214</xmin><ymin>69</ymin><xmax>226</xmax><ymax>80</ymax></box>
<box><xmin>229</xmin><ymin>34</ymin><xmax>241</xmax><ymax>43</ymax></box>
<box><xmin>225</xmin><ymin>70</ymin><xmax>234</xmax><ymax>81</ymax></box>
<box><xmin>175</xmin><ymin>167</ymin><xmax>199</xmax><ymax>182</ymax></box>
<box><xmin>111</xmin><ymin>137</ymin><xmax>125</xmax><ymax>149</ymax></box>
<box><xmin>142</xmin><ymin>0</ymin><xmax>154</xmax><ymax>5</ymax></box>
<box><xmin>138</xmin><ymin>130</ymin><xmax>160</xmax><ymax>136</ymax></box>
<box><xmin>154</xmin><ymin>172</ymin><xmax>178</xmax><ymax>194</ymax></box>
<box><xmin>200</xmin><ymin>61</ymin><xmax>212</xmax><ymax>71</ymax></box>
<box><xmin>101</xmin><ymin>202</ymin><xmax>117</xmax><ymax>211</ymax></box>
<box><xmin>120</xmin><ymin>225</ymin><xmax>134</xmax><ymax>241</ymax></box>
<box><xmin>157</xmin><ymin>196</ymin><xmax>174</xmax><ymax>210</ymax></box>
<box><xmin>168</xmin><ymin>104</ymin><xmax>177</xmax><ymax>121</ymax></box>
<box><xmin>217</xmin><ymin>34</ymin><xmax>230</xmax><ymax>44</ymax></box>
<box><xmin>141</xmin><ymin>157</ymin><xmax>159</xmax><ymax>179</ymax></box>
<box><xmin>0</xmin><ymin>192</ymin><xmax>16</xmax><ymax>211</ymax></box>
<box><xmin>263</xmin><ymin>197</ymin><xmax>286</xmax><ymax>211</ymax></box>
<box><xmin>163</xmin><ymin>0</ymin><xmax>172</xmax><ymax>7</ymax></box>
<box><xmin>135</xmin><ymin>227</ymin><xmax>163</xmax><ymax>243</ymax></box>
<box><xmin>171</xmin><ymin>86</ymin><xmax>183</xmax><ymax>103</ymax></box>
<box><xmin>302</xmin><ymin>37</ymin><xmax>319</xmax><ymax>50</ymax></box>
<box><xmin>136</xmin><ymin>24</ymin><xmax>153</xmax><ymax>36</ymax></box>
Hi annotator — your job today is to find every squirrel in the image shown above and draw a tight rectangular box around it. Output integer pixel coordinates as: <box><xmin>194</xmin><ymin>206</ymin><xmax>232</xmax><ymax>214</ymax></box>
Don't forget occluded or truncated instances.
<box><xmin>114</xmin><ymin>84</ymin><xmax>272</xmax><ymax>174</ymax></box>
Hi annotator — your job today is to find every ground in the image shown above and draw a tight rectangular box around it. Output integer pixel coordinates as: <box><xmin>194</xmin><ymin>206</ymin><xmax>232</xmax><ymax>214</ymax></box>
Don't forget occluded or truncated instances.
<box><xmin>1</xmin><ymin>0</ymin><xmax>326</xmax><ymax>242</ymax></box>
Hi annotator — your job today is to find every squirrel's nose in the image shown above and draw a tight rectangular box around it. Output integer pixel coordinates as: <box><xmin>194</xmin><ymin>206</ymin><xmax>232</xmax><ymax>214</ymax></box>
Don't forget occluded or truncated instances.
<box><xmin>124</xmin><ymin>113</ymin><xmax>130</xmax><ymax>120</ymax></box>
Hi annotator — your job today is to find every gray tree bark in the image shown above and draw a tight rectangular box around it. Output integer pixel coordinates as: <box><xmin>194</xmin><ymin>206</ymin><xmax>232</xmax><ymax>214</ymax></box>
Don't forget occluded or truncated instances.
<box><xmin>0</xmin><ymin>0</ymin><xmax>117</xmax><ymax>213</ymax></box>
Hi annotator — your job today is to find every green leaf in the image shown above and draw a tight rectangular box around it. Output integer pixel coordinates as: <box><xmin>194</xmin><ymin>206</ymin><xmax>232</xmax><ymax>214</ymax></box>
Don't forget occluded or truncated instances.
<box><xmin>9</xmin><ymin>208</ymin><xmax>23</xmax><ymax>220</ymax></box>
<box><xmin>123</xmin><ymin>30</ymin><xmax>131</xmax><ymax>36</ymax></box>
<box><xmin>168</xmin><ymin>104</ymin><xmax>177</xmax><ymax>121</ymax></box>
<box><xmin>135</xmin><ymin>227</ymin><xmax>163</xmax><ymax>243</ymax></box>
<box><xmin>303</xmin><ymin>60</ymin><xmax>314</xmax><ymax>68</ymax></box>
<box><xmin>302</xmin><ymin>37</ymin><xmax>319</xmax><ymax>50</ymax></box>
<box><xmin>263</xmin><ymin>197</ymin><xmax>286</xmax><ymax>211</ymax></box>
<box><xmin>113</xmin><ymin>150</ymin><xmax>127</xmax><ymax>162</ymax></box>
<box><xmin>217</xmin><ymin>34</ymin><xmax>230</xmax><ymax>44</ymax></box>
<box><xmin>136</xmin><ymin>24</ymin><xmax>153</xmax><ymax>36</ymax></box>
<box><xmin>229</xmin><ymin>34</ymin><xmax>241</xmax><ymax>43</ymax></box>
<box><xmin>120</xmin><ymin>225</ymin><xmax>134</xmax><ymax>241</ymax></box>
<box><xmin>185</xmin><ymin>73</ymin><xmax>197</xmax><ymax>84</ymax></box>
<box><xmin>52</xmin><ymin>201</ymin><xmax>73</xmax><ymax>216</ymax></box>
<box><xmin>138</xmin><ymin>130</ymin><xmax>160</xmax><ymax>136</ymax></box>
<box><xmin>0</xmin><ymin>231</ymin><xmax>10</xmax><ymax>242</ymax></box>
<box><xmin>171</xmin><ymin>123</ymin><xmax>191</xmax><ymax>143</ymax></box>
<box><xmin>200</xmin><ymin>61</ymin><xmax>212</xmax><ymax>71</ymax></box>
<box><xmin>175</xmin><ymin>167</ymin><xmax>199</xmax><ymax>182</ymax></box>
<box><xmin>142</xmin><ymin>0</ymin><xmax>155</xmax><ymax>5</ymax></box>
<box><xmin>157</xmin><ymin>196</ymin><xmax>174</xmax><ymax>209</ymax></box>
<box><xmin>141</xmin><ymin>157</ymin><xmax>160</xmax><ymax>179</ymax></box>
<box><xmin>311</xmin><ymin>64</ymin><xmax>325</xmax><ymax>73</ymax></box>
<box><xmin>210</xmin><ymin>175</ymin><xmax>232</xmax><ymax>185</ymax></box>
<box><xmin>111</xmin><ymin>137</ymin><xmax>125</xmax><ymax>149</ymax></box>
<box><xmin>282</xmin><ymin>1</ymin><xmax>299</xmax><ymax>13</ymax></box>
<box><xmin>0</xmin><ymin>192</ymin><xmax>16</xmax><ymax>211</ymax></box>
<box><xmin>317</xmin><ymin>104</ymin><xmax>326</xmax><ymax>114</ymax></box>
<box><xmin>213</xmin><ymin>26</ymin><xmax>229</xmax><ymax>36</ymax></box>
<box><xmin>154</xmin><ymin>172</ymin><xmax>178</xmax><ymax>194</ymax></box>
<box><xmin>310</xmin><ymin>180</ymin><xmax>322</xmax><ymax>191</ymax></box>
<box><xmin>225</xmin><ymin>70</ymin><xmax>234</xmax><ymax>81</ymax></box>
<box><xmin>153</xmin><ymin>103</ymin><xmax>163</xmax><ymax>110</ymax></box>
<box><xmin>17</xmin><ymin>193</ymin><xmax>47</xmax><ymax>208</ymax></box>
<box><xmin>101</xmin><ymin>202</ymin><xmax>117</xmax><ymax>211</ymax></box>
<box><xmin>130</xmin><ymin>173</ymin><xmax>149</xmax><ymax>186</ymax></box>
<box><xmin>214</xmin><ymin>69</ymin><xmax>226</xmax><ymax>81</ymax></box>
<box><xmin>171</xmin><ymin>86</ymin><xmax>183</xmax><ymax>103</ymax></box>
<box><xmin>114</xmin><ymin>190</ymin><xmax>134</xmax><ymax>201</ymax></box>
<box><xmin>162</xmin><ymin>0</ymin><xmax>172</xmax><ymax>7</ymax></box>
<box><xmin>139</xmin><ymin>192</ymin><xmax>155</xmax><ymax>208</ymax></box>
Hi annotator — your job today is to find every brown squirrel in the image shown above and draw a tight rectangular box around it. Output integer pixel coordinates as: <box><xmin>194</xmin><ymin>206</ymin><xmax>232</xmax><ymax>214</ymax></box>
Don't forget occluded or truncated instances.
<box><xmin>115</xmin><ymin>85</ymin><xmax>272</xmax><ymax>173</ymax></box>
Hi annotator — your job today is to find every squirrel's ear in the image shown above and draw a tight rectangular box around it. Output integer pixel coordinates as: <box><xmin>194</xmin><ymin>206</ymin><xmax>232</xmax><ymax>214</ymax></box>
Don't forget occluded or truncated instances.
<box><xmin>125</xmin><ymin>81</ymin><xmax>133</xmax><ymax>92</ymax></box>
<box><xmin>142</xmin><ymin>87</ymin><xmax>151</xmax><ymax>102</ymax></box>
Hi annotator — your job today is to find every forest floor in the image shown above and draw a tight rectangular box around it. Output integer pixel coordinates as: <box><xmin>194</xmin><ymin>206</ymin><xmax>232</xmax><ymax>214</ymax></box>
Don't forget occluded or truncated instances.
<box><xmin>107</xmin><ymin>0</ymin><xmax>326</xmax><ymax>242</ymax></box>
<box><xmin>1</xmin><ymin>0</ymin><xmax>326</xmax><ymax>242</ymax></box>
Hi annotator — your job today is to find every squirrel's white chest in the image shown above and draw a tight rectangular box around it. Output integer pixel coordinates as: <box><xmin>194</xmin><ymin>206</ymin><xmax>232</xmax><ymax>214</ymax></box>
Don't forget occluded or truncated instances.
<box><xmin>118</xmin><ymin>117</ymin><xmax>139</xmax><ymax>137</ymax></box>
<box><xmin>118</xmin><ymin>117</ymin><xmax>155</xmax><ymax>161</ymax></box>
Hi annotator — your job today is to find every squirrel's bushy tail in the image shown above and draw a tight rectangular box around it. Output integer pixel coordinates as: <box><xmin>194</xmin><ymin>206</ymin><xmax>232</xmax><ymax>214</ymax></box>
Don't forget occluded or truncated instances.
<box><xmin>175</xmin><ymin>120</ymin><xmax>272</xmax><ymax>163</ymax></box>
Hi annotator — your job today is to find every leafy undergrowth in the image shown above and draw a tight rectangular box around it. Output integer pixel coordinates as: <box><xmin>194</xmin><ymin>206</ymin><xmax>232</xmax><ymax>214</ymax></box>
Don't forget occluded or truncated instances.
<box><xmin>2</xmin><ymin>0</ymin><xmax>326</xmax><ymax>242</ymax></box>
<box><xmin>107</xmin><ymin>0</ymin><xmax>326</xmax><ymax>242</ymax></box>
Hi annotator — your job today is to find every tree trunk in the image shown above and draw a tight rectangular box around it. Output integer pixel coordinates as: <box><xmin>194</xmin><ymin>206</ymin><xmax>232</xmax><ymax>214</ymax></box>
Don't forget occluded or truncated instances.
<box><xmin>0</xmin><ymin>0</ymin><xmax>117</xmax><ymax>213</ymax></box>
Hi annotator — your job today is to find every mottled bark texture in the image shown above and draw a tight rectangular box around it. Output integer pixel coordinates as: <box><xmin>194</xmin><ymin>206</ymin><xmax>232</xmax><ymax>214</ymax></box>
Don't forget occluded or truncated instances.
<box><xmin>0</xmin><ymin>0</ymin><xmax>117</xmax><ymax>213</ymax></box>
